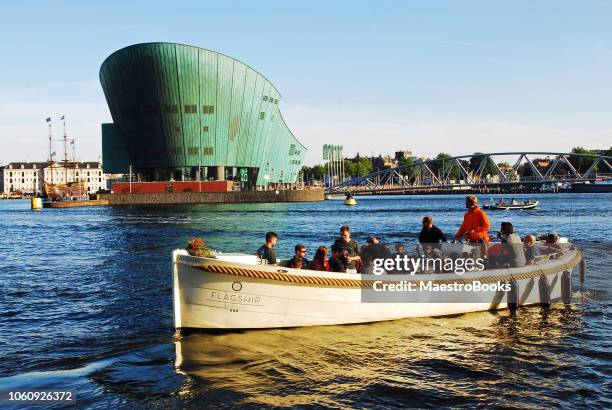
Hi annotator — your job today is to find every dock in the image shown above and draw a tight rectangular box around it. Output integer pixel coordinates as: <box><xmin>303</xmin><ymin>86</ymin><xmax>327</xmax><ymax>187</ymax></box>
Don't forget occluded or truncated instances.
<box><xmin>97</xmin><ymin>189</ymin><xmax>324</xmax><ymax>205</ymax></box>
<box><xmin>43</xmin><ymin>199</ymin><xmax>109</xmax><ymax>208</ymax></box>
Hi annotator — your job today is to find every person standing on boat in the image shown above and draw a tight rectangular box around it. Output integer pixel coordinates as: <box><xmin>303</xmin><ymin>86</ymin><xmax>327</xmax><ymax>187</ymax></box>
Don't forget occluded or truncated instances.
<box><xmin>454</xmin><ymin>195</ymin><xmax>491</xmax><ymax>253</ymax></box>
<box><xmin>289</xmin><ymin>244</ymin><xmax>309</xmax><ymax>269</ymax></box>
<box><xmin>256</xmin><ymin>231</ymin><xmax>278</xmax><ymax>265</ymax></box>
<box><xmin>332</xmin><ymin>225</ymin><xmax>361</xmax><ymax>273</ymax></box>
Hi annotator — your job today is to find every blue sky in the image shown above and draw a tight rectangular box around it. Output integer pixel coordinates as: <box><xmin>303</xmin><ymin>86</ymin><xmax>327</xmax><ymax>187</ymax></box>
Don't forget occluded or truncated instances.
<box><xmin>0</xmin><ymin>0</ymin><xmax>611</xmax><ymax>165</ymax></box>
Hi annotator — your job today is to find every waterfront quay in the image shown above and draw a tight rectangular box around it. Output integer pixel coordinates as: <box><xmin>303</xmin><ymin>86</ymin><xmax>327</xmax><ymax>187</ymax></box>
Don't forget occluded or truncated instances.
<box><xmin>98</xmin><ymin>188</ymin><xmax>323</xmax><ymax>205</ymax></box>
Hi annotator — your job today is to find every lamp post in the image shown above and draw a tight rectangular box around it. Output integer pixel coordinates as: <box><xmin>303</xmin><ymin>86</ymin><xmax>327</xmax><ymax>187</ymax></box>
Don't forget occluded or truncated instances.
<box><xmin>129</xmin><ymin>165</ymin><xmax>133</xmax><ymax>193</ymax></box>
<box><xmin>198</xmin><ymin>163</ymin><xmax>202</xmax><ymax>193</ymax></box>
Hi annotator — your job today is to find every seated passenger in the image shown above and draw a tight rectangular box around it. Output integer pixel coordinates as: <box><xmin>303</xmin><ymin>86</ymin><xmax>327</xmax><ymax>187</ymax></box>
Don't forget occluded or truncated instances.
<box><xmin>310</xmin><ymin>246</ymin><xmax>330</xmax><ymax>271</ymax></box>
<box><xmin>329</xmin><ymin>246</ymin><xmax>349</xmax><ymax>273</ymax></box>
<box><xmin>488</xmin><ymin>222</ymin><xmax>525</xmax><ymax>267</ymax></box>
<box><xmin>256</xmin><ymin>231</ymin><xmax>278</xmax><ymax>265</ymax></box>
<box><xmin>541</xmin><ymin>232</ymin><xmax>565</xmax><ymax>256</ymax></box>
<box><xmin>288</xmin><ymin>244</ymin><xmax>309</xmax><ymax>269</ymax></box>
<box><xmin>394</xmin><ymin>243</ymin><xmax>407</xmax><ymax>257</ymax></box>
<box><xmin>359</xmin><ymin>236</ymin><xmax>390</xmax><ymax>274</ymax></box>
<box><xmin>524</xmin><ymin>234</ymin><xmax>540</xmax><ymax>265</ymax></box>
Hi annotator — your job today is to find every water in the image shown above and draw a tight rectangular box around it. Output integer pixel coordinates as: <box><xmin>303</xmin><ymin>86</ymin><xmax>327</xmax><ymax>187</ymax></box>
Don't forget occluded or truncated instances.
<box><xmin>0</xmin><ymin>193</ymin><xmax>610</xmax><ymax>408</ymax></box>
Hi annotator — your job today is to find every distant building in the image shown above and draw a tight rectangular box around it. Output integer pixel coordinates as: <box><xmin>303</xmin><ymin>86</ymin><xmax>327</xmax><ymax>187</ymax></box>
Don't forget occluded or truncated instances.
<box><xmin>371</xmin><ymin>154</ymin><xmax>399</xmax><ymax>170</ymax></box>
<box><xmin>394</xmin><ymin>150</ymin><xmax>413</xmax><ymax>162</ymax></box>
<box><xmin>0</xmin><ymin>161</ymin><xmax>107</xmax><ymax>195</ymax></box>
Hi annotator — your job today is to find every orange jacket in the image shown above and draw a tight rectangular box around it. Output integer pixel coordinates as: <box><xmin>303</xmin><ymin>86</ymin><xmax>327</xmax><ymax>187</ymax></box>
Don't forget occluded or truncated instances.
<box><xmin>454</xmin><ymin>205</ymin><xmax>491</xmax><ymax>243</ymax></box>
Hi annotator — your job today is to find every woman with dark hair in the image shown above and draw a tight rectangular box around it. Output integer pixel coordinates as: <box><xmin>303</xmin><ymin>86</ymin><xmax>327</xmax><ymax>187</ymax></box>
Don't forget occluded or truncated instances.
<box><xmin>310</xmin><ymin>246</ymin><xmax>330</xmax><ymax>271</ymax></box>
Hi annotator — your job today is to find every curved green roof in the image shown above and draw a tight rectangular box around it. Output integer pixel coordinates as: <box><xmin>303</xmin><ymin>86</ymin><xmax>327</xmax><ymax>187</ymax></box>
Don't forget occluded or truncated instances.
<box><xmin>100</xmin><ymin>42</ymin><xmax>306</xmax><ymax>184</ymax></box>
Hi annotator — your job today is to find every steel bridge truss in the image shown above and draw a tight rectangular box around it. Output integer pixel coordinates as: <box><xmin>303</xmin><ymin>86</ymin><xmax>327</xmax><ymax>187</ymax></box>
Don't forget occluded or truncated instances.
<box><xmin>327</xmin><ymin>152</ymin><xmax>612</xmax><ymax>194</ymax></box>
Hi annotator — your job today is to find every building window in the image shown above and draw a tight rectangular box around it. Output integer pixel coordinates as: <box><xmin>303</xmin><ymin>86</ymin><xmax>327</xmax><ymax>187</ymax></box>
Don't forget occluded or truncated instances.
<box><xmin>259</xmin><ymin>112</ymin><xmax>265</xmax><ymax>120</ymax></box>
<box><xmin>263</xmin><ymin>95</ymin><xmax>268</xmax><ymax>101</ymax></box>
<box><xmin>203</xmin><ymin>105</ymin><xmax>214</xmax><ymax>114</ymax></box>
<box><xmin>184</xmin><ymin>105</ymin><xmax>197</xmax><ymax>113</ymax></box>
<box><xmin>203</xmin><ymin>126</ymin><xmax>209</xmax><ymax>132</ymax></box>
<box><xmin>203</xmin><ymin>147</ymin><xmax>214</xmax><ymax>155</ymax></box>
<box><xmin>188</xmin><ymin>147</ymin><xmax>199</xmax><ymax>155</ymax></box>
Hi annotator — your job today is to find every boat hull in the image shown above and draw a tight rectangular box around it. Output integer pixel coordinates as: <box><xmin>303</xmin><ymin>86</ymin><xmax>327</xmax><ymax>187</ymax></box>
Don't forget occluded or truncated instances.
<box><xmin>484</xmin><ymin>201</ymin><xmax>539</xmax><ymax>210</ymax></box>
<box><xmin>172</xmin><ymin>249</ymin><xmax>581</xmax><ymax>329</ymax></box>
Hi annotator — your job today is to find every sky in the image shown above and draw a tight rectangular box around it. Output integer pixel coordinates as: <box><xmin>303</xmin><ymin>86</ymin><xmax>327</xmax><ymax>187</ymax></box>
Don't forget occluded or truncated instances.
<box><xmin>0</xmin><ymin>0</ymin><xmax>611</xmax><ymax>166</ymax></box>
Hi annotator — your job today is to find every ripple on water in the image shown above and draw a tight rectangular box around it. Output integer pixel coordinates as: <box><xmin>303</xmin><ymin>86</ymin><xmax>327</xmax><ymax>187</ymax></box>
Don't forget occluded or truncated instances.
<box><xmin>0</xmin><ymin>194</ymin><xmax>610</xmax><ymax>407</ymax></box>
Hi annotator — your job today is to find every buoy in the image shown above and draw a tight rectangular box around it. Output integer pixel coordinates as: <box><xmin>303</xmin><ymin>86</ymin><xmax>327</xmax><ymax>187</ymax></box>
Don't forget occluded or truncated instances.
<box><xmin>561</xmin><ymin>270</ymin><xmax>572</xmax><ymax>304</ymax></box>
<box><xmin>344</xmin><ymin>198</ymin><xmax>357</xmax><ymax>206</ymax></box>
<box><xmin>30</xmin><ymin>197</ymin><xmax>42</xmax><ymax>210</ymax></box>
<box><xmin>507</xmin><ymin>278</ymin><xmax>519</xmax><ymax>311</ymax></box>
<box><xmin>579</xmin><ymin>257</ymin><xmax>587</xmax><ymax>290</ymax></box>
<box><xmin>539</xmin><ymin>275</ymin><xmax>551</xmax><ymax>307</ymax></box>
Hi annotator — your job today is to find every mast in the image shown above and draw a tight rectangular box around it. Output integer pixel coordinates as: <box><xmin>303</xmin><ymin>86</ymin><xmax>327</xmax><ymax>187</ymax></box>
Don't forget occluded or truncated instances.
<box><xmin>62</xmin><ymin>115</ymin><xmax>68</xmax><ymax>184</ymax></box>
<box><xmin>46</xmin><ymin>116</ymin><xmax>54</xmax><ymax>185</ymax></box>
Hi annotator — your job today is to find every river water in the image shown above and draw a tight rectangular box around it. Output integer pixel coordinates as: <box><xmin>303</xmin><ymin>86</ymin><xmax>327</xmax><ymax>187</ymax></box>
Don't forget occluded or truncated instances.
<box><xmin>0</xmin><ymin>193</ymin><xmax>610</xmax><ymax>408</ymax></box>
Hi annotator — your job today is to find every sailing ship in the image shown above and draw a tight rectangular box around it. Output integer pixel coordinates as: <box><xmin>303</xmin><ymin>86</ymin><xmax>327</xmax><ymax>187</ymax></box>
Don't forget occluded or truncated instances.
<box><xmin>42</xmin><ymin>116</ymin><xmax>88</xmax><ymax>200</ymax></box>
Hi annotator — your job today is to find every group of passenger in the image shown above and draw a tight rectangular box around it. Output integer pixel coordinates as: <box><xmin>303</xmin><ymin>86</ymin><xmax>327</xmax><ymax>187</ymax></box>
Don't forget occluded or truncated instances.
<box><xmin>256</xmin><ymin>195</ymin><xmax>565</xmax><ymax>272</ymax></box>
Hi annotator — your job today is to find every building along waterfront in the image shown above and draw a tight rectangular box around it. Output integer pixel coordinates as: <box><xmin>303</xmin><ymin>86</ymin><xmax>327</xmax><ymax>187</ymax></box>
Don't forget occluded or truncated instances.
<box><xmin>100</xmin><ymin>42</ymin><xmax>306</xmax><ymax>191</ymax></box>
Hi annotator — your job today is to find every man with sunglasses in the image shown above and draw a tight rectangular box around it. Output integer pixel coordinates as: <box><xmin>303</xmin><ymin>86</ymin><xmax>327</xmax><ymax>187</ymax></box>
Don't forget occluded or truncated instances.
<box><xmin>289</xmin><ymin>244</ymin><xmax>309</xmax><ymax>269</ymax></box>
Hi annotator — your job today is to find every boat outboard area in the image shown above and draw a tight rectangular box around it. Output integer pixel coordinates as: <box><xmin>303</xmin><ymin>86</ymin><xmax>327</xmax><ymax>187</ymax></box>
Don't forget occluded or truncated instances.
<box><xmin>172</xmin><ymin>230</ymin><xmax>584</xmax><ymax>330</ymax></box>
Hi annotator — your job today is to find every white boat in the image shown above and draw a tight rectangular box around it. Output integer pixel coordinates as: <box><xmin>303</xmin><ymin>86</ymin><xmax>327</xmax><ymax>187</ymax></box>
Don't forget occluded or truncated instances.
<box><xmin>172</xmin><ymin>247</ymin><xmax>584</xmax><ymax>330</ymax></box>
<box><xmin>483</xmin><ymin>199</ymin><xmax>539</xmax><ymax>210</ymax></box>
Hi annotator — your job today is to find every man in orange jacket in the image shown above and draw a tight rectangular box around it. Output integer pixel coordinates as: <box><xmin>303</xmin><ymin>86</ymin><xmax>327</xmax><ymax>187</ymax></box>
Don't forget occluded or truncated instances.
<box><xmin>454</xmin><ymin>195</ymin><xmax>491</xmax><ymax>246</ymax></box>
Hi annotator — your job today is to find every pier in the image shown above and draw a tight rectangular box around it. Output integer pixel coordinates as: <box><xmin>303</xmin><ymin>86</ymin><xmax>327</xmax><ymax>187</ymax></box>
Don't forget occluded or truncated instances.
<box><xmin>97</xmin><ymin>189</ymin><xmax>324</xmax><ymax>205</ymax></box>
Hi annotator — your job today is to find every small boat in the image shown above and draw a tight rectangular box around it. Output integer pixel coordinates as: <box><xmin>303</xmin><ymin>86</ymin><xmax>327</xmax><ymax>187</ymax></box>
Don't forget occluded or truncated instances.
<box><xmin>172</xmin><ymin>246</ymin><xmax>584</xmax><ymax>330</ymax></box>
<box><xmin>483</xmin><ymin>199</ymin><xmax>539</xmax><ymax>210</ymax></box>
<box><xmin>343</xmin><ymin>192</ymin><xmax>357</xmax><ymax>206</ymax></box>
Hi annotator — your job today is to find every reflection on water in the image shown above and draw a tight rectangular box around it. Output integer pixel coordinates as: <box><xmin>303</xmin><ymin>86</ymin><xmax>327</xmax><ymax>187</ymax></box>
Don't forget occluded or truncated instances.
<box><xmin>0</xmin><ymin>194</ymin><xmax>609</xmax><ymax>408</ymax></box>
<box><xmin>172</xmin><ymin>306</ymin><xmax>606</xmax><ymax>408</ymax></box>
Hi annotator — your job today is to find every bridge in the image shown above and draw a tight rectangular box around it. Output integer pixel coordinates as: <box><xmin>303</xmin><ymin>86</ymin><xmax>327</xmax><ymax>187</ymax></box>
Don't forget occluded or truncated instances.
<box><xmin>325</xmin><ymin>151</ymin><xmax>612</xmax><ymax>195</ymax></box>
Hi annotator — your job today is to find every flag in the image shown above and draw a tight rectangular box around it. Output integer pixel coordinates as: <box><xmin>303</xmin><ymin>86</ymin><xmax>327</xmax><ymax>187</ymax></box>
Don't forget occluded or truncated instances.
<box><xmin>70</xmin><ymin>139</ymin><xmax>74</xmax><ymax>145</ymax></box>
<box><xmin>60</xmin><ymin>115</ymin><xmax>65</xmax><ymax>120</ymax></box>
<box><xmin>45</xmin><ymin>117</ymin><xmax>51</xmax><ymax>122</ymax></box>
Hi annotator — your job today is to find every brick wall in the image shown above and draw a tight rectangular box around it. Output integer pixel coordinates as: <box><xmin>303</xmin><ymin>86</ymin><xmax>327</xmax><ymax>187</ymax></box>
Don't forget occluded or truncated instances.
<box><xmin>98</xmin><ymin>189</ymin><xmax>324</xmax><ymax>205</ymax></box>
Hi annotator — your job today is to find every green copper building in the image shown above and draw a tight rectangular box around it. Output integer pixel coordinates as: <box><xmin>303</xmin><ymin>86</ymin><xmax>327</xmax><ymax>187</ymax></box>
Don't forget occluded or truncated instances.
<box><xmin>100</xmin><ymin>42</ymin><xmax>306</xmax><ymax>187</ymax></box>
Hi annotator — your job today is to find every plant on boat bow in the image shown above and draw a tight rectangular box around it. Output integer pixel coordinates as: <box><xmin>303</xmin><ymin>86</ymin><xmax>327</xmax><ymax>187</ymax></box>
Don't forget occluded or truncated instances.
<box><xmin>186</xmin><ymin>238</ymin><xmax>214</xmax><ymax>257</ymax></box>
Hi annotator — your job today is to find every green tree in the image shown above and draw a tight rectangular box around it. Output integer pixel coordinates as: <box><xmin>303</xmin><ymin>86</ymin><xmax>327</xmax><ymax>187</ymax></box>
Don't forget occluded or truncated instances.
<box><xmin>570</xmin><ymin>146</ymin><xmax>597</xmax><ymax>174</ymax></box>
<box><xmin>354</xmin><ymin>157</ymin><xmax>373</xmax><ymax>176</ymax></box>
